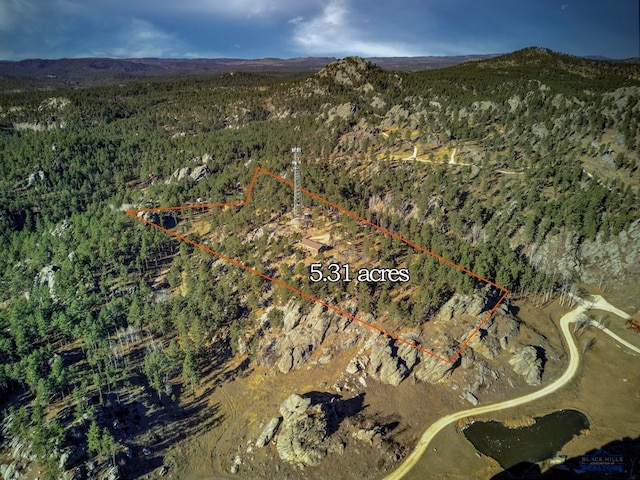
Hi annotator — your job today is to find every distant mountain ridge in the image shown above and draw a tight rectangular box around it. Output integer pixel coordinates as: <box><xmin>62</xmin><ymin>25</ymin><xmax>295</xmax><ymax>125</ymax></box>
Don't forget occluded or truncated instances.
<box><xmin>1</xmin><ymin>49</ymin><xmax>636</xmax><ymax>91</ymax></box>
<box><xmin>0</xmin><ymin>55</ymin><xmax>500</xmax><ymax>80</ymax></box>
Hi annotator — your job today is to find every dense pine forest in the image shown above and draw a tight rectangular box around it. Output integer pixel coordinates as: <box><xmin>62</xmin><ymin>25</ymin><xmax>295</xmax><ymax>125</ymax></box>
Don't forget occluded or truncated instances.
<box><xmin>0</xmin><ymin>48</ymin><xmax>638</xmax><ymax>479</ymax></box>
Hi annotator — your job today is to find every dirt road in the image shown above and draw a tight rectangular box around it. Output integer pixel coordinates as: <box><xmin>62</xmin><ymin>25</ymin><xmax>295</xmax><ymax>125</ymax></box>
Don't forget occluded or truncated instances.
<box><xmin>384</xmin><ymin>295</ymin><xmax>637</xmax><ymax>480</ymax></box>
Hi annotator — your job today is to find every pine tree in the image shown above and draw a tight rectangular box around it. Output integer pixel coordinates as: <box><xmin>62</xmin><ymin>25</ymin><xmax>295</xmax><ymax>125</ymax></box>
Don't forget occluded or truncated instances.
<box><xmin>182</xmin><ymin>350</ymin><xmax>200</xmax><ymax>397</ymax></box>
<box><xmin>101</xmin><ymin>429</ymin><xmax>118</xmax><ymax>466</ymax></box>
<box><xmin>87</xmin><ymin>421</ymin><xmax>101</xmax><ymax>456</ymax></box>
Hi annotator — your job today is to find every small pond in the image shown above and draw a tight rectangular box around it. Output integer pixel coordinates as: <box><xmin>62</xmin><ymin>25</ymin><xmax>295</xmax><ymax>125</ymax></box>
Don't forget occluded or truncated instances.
<box><xmin>462</xmin><ymin>409</ymin><xmax>589</xmax><ymax>468</ymax></box>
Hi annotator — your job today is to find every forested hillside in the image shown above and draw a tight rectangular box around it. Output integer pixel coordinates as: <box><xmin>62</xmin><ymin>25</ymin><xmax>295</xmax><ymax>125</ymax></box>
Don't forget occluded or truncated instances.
<box><xmin>0</xmin><ymin>48</ymin><xmax>638</xmax><ymax>479</ymax></box>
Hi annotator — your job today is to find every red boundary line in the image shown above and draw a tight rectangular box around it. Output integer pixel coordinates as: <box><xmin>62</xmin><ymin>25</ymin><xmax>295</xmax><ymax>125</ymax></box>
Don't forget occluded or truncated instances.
<box><xmin>125</xmin><ymin>166</ymin><xmax>509</xmax><ymax>364</ymax></box>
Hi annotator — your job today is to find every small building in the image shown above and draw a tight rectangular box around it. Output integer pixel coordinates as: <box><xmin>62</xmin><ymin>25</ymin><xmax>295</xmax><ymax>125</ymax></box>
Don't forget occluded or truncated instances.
<box><xmin>301</xmin><ymin>238</ymin><xmax>330</xmax><ymax>255</ymax></box>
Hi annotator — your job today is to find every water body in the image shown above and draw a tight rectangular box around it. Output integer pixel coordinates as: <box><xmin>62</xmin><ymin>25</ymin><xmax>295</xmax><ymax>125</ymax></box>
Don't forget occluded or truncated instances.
<box><xmin>463</xmin><ymin>410</ymin><xmax>589</xmax><ymax>468</ymax></box>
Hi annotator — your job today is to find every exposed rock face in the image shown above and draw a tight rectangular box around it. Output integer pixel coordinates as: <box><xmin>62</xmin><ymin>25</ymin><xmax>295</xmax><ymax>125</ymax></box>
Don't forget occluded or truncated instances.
<box><xmin>35</xmin><ymin>264</ymin><xmax>59</xmax><ymax>300</ymax></box>
<box><xmin>276</xmin><ymin>394</ymin><xmax>330</xmax><ymax>466</ymax></box>
<box><xmin>189</xmin><ymin>165</ymin><xmax>209</xmax><ymax>182</ymax></box>
<box><xmin>324</xmin><ymin>103</ymin><xmax>356</xmax><ymax>123</ymax></box>
<box><xmin>509</xmin><ymin>346</ymin><xmax>543</xmax><ymax>385</ymax></box>
<box><xmin>529</xmin><ymin>219</ymin><xmax>640</xmax><ymax>284</ymax></box>
<box><xmin>27</xmin><ymin>170</ymin><xmax>45</xmax><ymax>188</ymax></box>
<box><xmin>165</xmin><ymin>164</ymin><xmax>210</xmax><ymax>184</ymax></box>
<box><xmin>256</xmin><ymin>417</ymin><xmax>281</xmax><ymax>448</ymax></box>
<box><xmin>256</xmin><ymin>302</ymin><xmax>339</xmax><ymax>373</ymax></box>
<box><xmin>282</xmin><ymin>301</ymin><xmax>302</xmax><ymax>331</ymax></box>
<box><xmin>468</xmin><ymin>332</ymin><xmax>502</xmax><ymax>360</ymax></box>
<box><xmin>137</xmin><ymin>211</ymin><xmax>160</xmax><ymax>224</ymax></box>
<box><xmin>414</xmin><ymin>351</ymin><xmax>453</xmax><ymax>383</ymax></box>
<box><xmin>438</xmin><ymin>294</ymin><xmax>486</xmax><ymax>321</ymax></box>
<box><xmin>367</xmin><ymin>334</ymin><xmax>420</xmax><ymax>386</ymax></box>
<box><xmin>0</xmin><ymin>462</ymin><xmax>20</xmax><ymax>480</ymax></box>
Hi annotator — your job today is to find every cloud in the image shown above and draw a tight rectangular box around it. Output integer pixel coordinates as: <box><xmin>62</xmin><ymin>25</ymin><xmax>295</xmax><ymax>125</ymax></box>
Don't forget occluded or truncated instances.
<box><xmin>86</xmin><ymin>0</ymin><xmax>318</xmax><ymax>20</ymax></box>
<box><xmin>0</xmin><ymin>0</ymin><xmax>37</xmax><ymax>32</ymax></box>
<box><xmin>80</xmin><ymin>19</ymin><xmax>193</xmax><ymax>58</ymax></box>
<box><xmin>291</xmin><ymin>0</ymin><xmax>421</xmax><ymax>57</ymax></box>
<box><xmin>561</xmin><ymin>4</ymin><xmax>569</xmax><ymax>10</ymax></box>
<box><xmin>0</xmin><ymin>0</ymin><xmax>226</xmax><ymax>59</ymax></box>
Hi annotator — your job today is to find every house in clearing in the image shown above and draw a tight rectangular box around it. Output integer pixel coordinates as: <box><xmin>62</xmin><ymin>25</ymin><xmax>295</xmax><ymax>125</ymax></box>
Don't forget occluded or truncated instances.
<box><xmin>301</xmin><ymin>238</ymin><xmax>331</xmax><ymax>255</ymax></box>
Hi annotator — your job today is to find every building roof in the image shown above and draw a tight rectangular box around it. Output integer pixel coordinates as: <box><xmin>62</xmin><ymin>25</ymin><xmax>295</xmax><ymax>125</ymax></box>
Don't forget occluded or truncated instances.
<box><xmin>301</xmin><ymin>238</ymin><xmax>328</xmax><ymax>251</ymax></box>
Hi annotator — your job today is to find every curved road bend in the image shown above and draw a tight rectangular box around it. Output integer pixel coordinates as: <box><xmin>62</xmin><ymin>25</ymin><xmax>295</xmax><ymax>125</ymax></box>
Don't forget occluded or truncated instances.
<box><xmin>384</xmin><ymin>295</ymin><xmax>638</xmax><ymax>480</ymax></box>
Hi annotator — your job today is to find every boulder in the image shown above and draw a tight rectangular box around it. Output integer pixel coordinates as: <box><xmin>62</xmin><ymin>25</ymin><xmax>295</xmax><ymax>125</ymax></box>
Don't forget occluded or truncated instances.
<box><xmin>256</xmin><ymin>417</ymin><xmax>281</xmax><ymax>448</ymax></box>
<box><xmin>189</xmin><ymin>165</ymin><xmax>210</xmax><ymax>182</ymax></box>
<box><xmin>276</xmin><ymin>394</ymin><xmax>329</xmax><ymax>466</ymax></box>
<box><xmin>368</xmin><ymin>341</ymin><xmax>408</xmax><ymax>386</ymax></box>
<box><xmin>277</xmin><ymin>348</ymin><xmax>294</xmax><ymax>374</ymax></box>
<box><xmin>509</xmin><ymin>346</ymin><xmax>543</xmax><ymax>385</ymax></box>
<box><xmin>366</xmin><ymin>335</ymin><xmax>420</xmax><ymax>386</ymax></box>
<box><xmin>345</xmin><ymin>358</ymin><xmax>360</xmax><ymax>374</ymax></box>
<box><xmin>282</xmin><ymin>302</ymin><xmax>302</xmax><ymax>331</ymax></box>
<box><xmin>230</xmin><ymin>456</ymin><xmax>242</xmax><ymax>474</ymax></box>
<box><xmin>464</xmin><ymin>391</ymin><xmax>479</xmax><ymax>405</ymax></box>
<box><xmin>137</xmin><ymin>211</ymin><xmax>160</xmax><ymax>224</ymax></box>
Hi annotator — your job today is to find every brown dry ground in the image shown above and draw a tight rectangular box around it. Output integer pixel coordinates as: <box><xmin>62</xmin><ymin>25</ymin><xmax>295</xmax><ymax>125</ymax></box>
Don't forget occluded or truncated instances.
<box><xmin>133</xmin><ymin>294</ymin><xmax>635</xmax><ymax>480</ymax></box>
<box><xmin>402</xmin><ymin>291</ymin><xmax>640</xmax><ymax>480</ymax></box>
<box><xmin>163</xmin><ymin>345</ymin><xmax>455</xmax><ymax>480</ymax></box>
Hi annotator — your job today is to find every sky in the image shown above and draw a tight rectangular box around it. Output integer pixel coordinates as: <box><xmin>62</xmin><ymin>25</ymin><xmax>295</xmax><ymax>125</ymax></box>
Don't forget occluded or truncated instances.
<box><xmin>0</xmin><ymin>0</ymin><xmax>637</xmax><ymax>60</ymax></box>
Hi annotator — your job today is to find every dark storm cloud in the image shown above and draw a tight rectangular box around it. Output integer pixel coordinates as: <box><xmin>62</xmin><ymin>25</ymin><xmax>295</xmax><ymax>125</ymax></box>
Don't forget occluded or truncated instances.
<box><xmin>0</xmin><ymin>0</ymin><xmax>636</xmax><ymax>60</ymax></box>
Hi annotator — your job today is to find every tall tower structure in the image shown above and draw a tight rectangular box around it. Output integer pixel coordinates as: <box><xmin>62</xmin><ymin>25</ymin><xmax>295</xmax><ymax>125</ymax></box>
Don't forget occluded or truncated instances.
<box><xmin>292</xmin><ymin>147</ymin><xmax>302</xmax><ymax>219</ymax></box>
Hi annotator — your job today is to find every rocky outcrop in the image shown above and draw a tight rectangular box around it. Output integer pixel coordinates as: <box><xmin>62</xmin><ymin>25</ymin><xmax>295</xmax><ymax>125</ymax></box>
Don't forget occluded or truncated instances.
<box><xmin>256</xmin><ymin>417</ymin><xmax>281</xmax><ymax>448</ymax></box>
<box><xmin>414</xmin><ymin>350</ymin><xmax>454</xmax><ymax>383</ymax></box>
<box><xmin>366</xmin><ymin>334</ymin><xmax>420</xmax><ymax>386</ymax></box>
<box><xmin>27</xmin><ymin>170</ymin><xmax>45</xmax><ymax>188</ymax></box>
<box><xmin>317</xmin><ymin>57</ymin><xmax>369</xmax><ymax>86</ymax></box>
<box><xmin>324</xmin><ymin>103</ymin><xmax>356</xmax><ymax>124</ymax></box>
<box><xmin>468</xmin><ymin>331</ymin><xmax>502</xmax><ymax>360</ymax></box>
<box><xmin>276</xmin><ymin>394</ymin><xmax>330</xmax><ymax>466</ymax></box>
<box><xmin>50</xmin><ymin>219</ymin><xmax>72</xmax><ymax>238</ymax></box>
<box><xmin>282</xmin><ymin>301</ymin><xmax>302</xmax><ymax>331</ymax></box>
<box><xmin>189</xmin><ymin>165</ymin><xmax>209</xmax><ymax>182</ymax></box>
<box><xmin>509</xmin><ymin>346</ymin><xmax>543</xmax><ymax>385</ymax></box>
<box><xmin>0</xmin><ymin>463</ymin><xmax>20</xmax><ymax>480</ymax></box>
<box><xmin>35</xmin><ymin>264</ymin><xmax>59</xmax><ymax>300</ymax></box>
<box><xmin>529</xmin><ymin>219</ymin><xmax>640</xmax><ymax>284</ymax></box>
<box><xmin>256</xmin><ymin>302</ymin><xmax>337</xmax><ymax>374</ymax></box>
<box><xmin>165</xmin><ymin>164</ymin><xmax>210</xmax><ymax>184</ymax></box>
<box><xmin>137</xmin><ymin>211</ymin><xmax>160</xmax><ymax>224</ymax></box>
<box><xmin>438</xmin><ymin>294</ymin><xmax>486</xmax><ymax>321</ymax></box>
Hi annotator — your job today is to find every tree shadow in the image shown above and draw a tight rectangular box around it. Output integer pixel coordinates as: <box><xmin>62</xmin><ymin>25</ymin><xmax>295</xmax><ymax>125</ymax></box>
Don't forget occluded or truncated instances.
<box><xmin>113</xmin><ymin>392</ymin><xmax>224</xmax><ymax>479</ymax></box>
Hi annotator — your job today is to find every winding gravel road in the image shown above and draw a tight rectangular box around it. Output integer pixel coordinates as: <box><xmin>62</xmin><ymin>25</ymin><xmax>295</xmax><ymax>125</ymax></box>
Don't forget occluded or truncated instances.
<box><xmin>384</xmin><ymin>295</ymin><xmax>638</xmax><ymax>480</ymax></box>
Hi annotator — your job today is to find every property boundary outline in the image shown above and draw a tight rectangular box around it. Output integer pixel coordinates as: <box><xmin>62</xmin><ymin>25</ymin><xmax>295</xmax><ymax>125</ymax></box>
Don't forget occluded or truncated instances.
<box><xmin>125</xmin><ymin>166</ymin><xmax>510</xmax><ymax>364</ymax></box>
